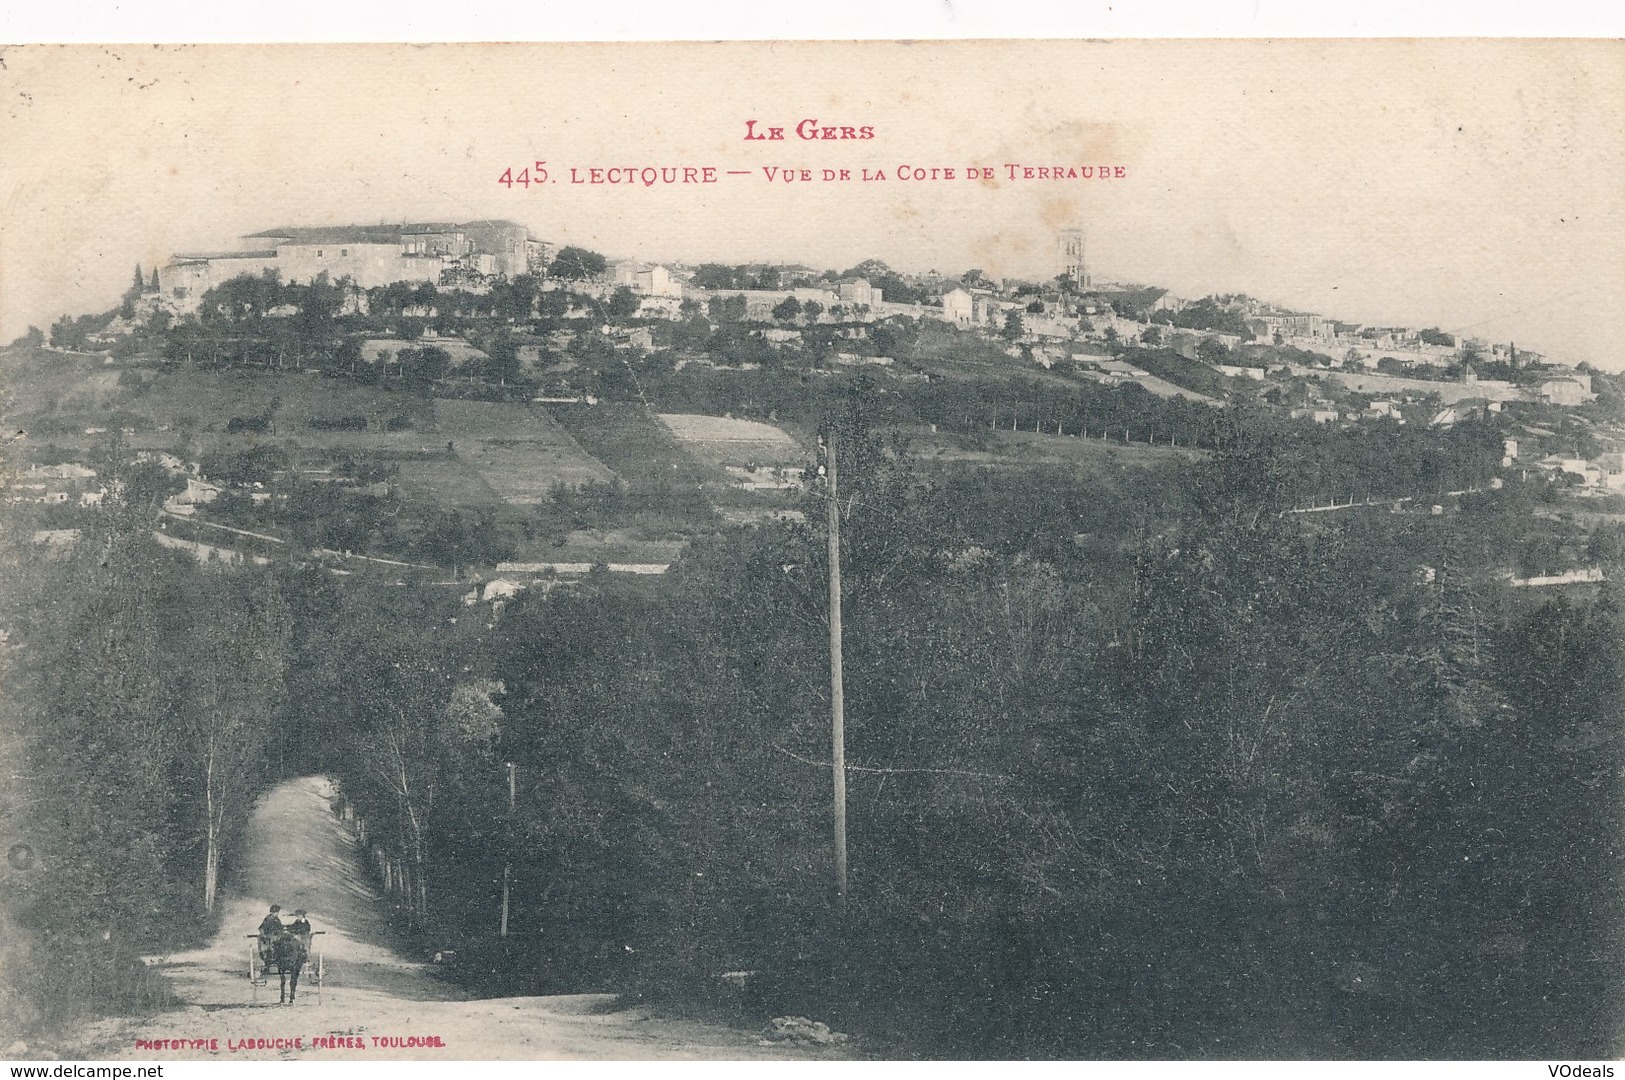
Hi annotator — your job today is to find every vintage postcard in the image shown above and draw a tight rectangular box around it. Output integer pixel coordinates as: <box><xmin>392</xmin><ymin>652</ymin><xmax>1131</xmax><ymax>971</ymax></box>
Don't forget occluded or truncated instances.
<box><xmin>0</xmin><ymin>40</ymin><xmax>1622</xmax><ymax>1063</ymax></box>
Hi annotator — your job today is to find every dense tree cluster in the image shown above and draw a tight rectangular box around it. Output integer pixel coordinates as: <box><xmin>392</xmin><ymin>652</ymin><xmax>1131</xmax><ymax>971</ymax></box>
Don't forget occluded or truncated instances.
<box><xmin>826</xmin><ymin>260</ymin><xmax>930</xmax><ymax>305</ymax></box>
<box><xmin>1151</xmin><ymin>297</ymin><xmax>1255</xmax><ymax>338</ymax></box>
<box><xmin>0</xmin><ymin>463</ymin><xmax>291</xmax><ymax>1033</ymax></box>
<box><xmin>690</xmin><ymin>264</ymin><xmax>785</xmax><ymax>291</ymax></box>
<box><xmin>48</xmin><ymin>310</ymin><xmax>117</xmax><ymax>351</ymax></box>
<box><xmin>291</xmin><ymin>397</ymin><xmax>1620</xmax><ymax>1057</ymax></box>
<box><xmin>549</xmin><ymin>247</ymin><xmax>608</xmax><ymax>281</ymax></box>
<box><xmin>2</xmin><ymin>393</ymin><xmax>1619</xmax><ymax>1055</ymax></box>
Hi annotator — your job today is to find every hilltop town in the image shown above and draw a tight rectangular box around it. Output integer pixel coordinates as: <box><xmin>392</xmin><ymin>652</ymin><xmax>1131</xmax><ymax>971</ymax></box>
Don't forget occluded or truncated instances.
<box><xmin>7</xmin><ymin>216</ymin><xmax>1624</xmax><ymax>585</ymax></box>
<box><xmin>134</xmin><ymin>219</ymin><xmax>1598</xmax><ymax>408</ymax></box>
<box><xmin>100</xmin><ymin>218</ymin><xmax>1611</xmax><ymax>411</ymax></box>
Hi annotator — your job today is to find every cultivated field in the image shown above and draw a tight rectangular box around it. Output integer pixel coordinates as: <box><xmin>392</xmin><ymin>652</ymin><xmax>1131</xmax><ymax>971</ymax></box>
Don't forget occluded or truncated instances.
<box><xmin>0</xmin><ymin>354</ymin><xmax>450</xmax><ymax>454</ymax></box>
<box><xmin>435</xmin><ymin>400</ymin><xmax>616</xmax><ymax>502</ymax></box>
<box><xmin>391</xmin><ymin>456</ymin><xmax>505</xmax><ymax>508</ymax></box>
<box><xmin>122</xmin><ymin>368</ymin><xmax>433</xmax><ymax>433</ymax></box>
<box><xmin>547</xmin><ymin>404</ymin><xmax>721</xmax><ymax>487</ymax></box>
<box><xmin>433</xmin><ymin>399</ymin><xmax>565</xmax><ymax>438</ymax></box>
<box><xmin>656</xmin><ymin>412</ymin><xmax>806</xmax><ymax>468</ymax></box>
<box><xmin>0</xmin><ymin>351</ymin><xmax>132</xmax><ymax>427</ymax></box>
<box><xmin>458</xmin><ymin>440</ymin><xmax>615</xmax><ymax>502</ymax></box>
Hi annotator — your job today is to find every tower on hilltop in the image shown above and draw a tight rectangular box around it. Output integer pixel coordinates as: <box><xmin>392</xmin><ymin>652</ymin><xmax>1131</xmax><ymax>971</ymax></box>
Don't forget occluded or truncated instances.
<box><xmin>1057</xmin><ymin>227</ymin><xmax>1088</xmax><ymax>289</ymax></box>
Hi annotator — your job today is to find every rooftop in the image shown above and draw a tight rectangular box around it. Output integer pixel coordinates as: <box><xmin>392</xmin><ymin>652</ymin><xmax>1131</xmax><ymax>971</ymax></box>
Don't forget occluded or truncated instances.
<box><xmin>246</xmin><ymin>225</ymin><xmax>407</xmax><ymax>245</ymax></box>
<box><xmin>245</xmin><ymin>220</ymin><xmax>527</xmax><ymax>244</ymax></box>
<box><xmin>170</xmin><ymin>250</ymin><xmax>279</xmax><ymax>262</ymax></box>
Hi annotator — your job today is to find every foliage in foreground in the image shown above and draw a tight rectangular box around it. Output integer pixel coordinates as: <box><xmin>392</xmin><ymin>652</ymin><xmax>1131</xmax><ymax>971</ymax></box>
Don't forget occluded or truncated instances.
<box><xmin>318</xmin><ymin>404</ymin><xmax>1624</xmax><ymax>1057</ymax></box>
<box><xmin>2</xmin><ymin>402</ymin><xmax>1620</xmax><ymax>1058</ymax></box>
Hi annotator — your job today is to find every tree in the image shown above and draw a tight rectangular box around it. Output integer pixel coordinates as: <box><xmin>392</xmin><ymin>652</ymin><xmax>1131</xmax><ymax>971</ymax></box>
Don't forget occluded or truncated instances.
<box><xmin>535</xmin><ymin>287</ymin><xmax>571</xmax><ymax>323</ymax></box>
<box><xmin>356</xmin><ymin>657</ymin><xmax>451</xmax><ymax>918</ymax></box>
<box><xmin>772</xmin><ymin>296</ymin><xmax>803</xmax><ymax>323</ymax></box>
<box><xmin>606</xmin><ymin>286</ymin><xmax>641</xmax><ymax>322</ymax></box>
<box><xmin>329</xmin><ymin>337</ymin><xmax>363</xmax><ymax>378</ymax></box>
<box><xmin>120</xmin><ymin>264</ymin><xmax>145</xmax><ymax>319</ymax></box>
<box><xmin>143</xmin><ymin>307</ymin><xmax>173</xmax><ymax>335</ymax></box>
<box><xmin>493</xmin><ymin>274</ymin><xmax>541</xmax><ymax>321</ymax></box>
<box><xmin>202</xmin><ymin>444</ymin><xmax>288</xmax><ymax>485</ymax></box>
<box><xmin>417</xmin><ymin>509</ymin><xmax>514</xmax><ymax>570</ymax></box>
<box><xmin>870</xmin><ymin>318</ymin><xmax>916</xmax><ymax>359</ymax></box>
<box><xmin>802</xmin><ymin>300</ymin><xmax>824</xmax><ymax>324</ymax></box>
<box><xmin>1170</xmin><ymin>297</ymin><xmax>1254</xmax><ymax>337</ymax></box>
<box><xmin>49</xmin><ymin>314</ymin><xmax>88</xmax><ymax>350</ymax></box>
<box><xmin>840</xmin><ymin>260</ymin><xmax>925</xmax><ymax>305</ymax></box>
<box><xmin>672</xmin><ymin>315</ymin><xmax>713</xmax><ymax>353</ymax></box>
<box><xmin>690</xmin><ymin>264</ymin><xmax>740</xmax><ymax>290</ymax></box>
<box><xmin>846</xmin><ymin>258</ymin><xmax>893</xmax><ymax>280</ymax></box>
<box><xmin>1002</xmin><ymin>311</ymin><xmax>1024</xmax><ymax>342</ymax></box>
<box><xmin>708</xmin><ymin>294</ymin><xmax>748</xmax><ymax>324</ymax></box>
<box><xmin>481</xmin><ymin>338</ymin><xmax>519</xmax><ymax>386</ymax></box>
<box><xmin>400</xmin><ymin>344</ymin><xmax>453</xmax><ymax>388</ymax></box>
<box><xmin>200</xmin><ymin>270</ymin><xmax>283</xmax><ymax>327</ymax></box>
<box><xmin>447</xmin><ymin>680</ymin><xmax>504</xmax><ymax>747</ymax></box>
<box><xmin>1</xmin><ymin>522</ymin><xmax>194</xmax><ymax>1016</ymax></box>
<box><xmin>178</xmin><ymin>570</ymin><xmax>290</xmax><ymax>912</ymax></box>
<box><xmin>297</xmin><ymin>271</ymin><xmax>343</xmax><ymax>326</ymax></box>
<box><xmin>550</xmin><ymin>246</ymin><xmax>608</xmax><ymax>281</ymax></box>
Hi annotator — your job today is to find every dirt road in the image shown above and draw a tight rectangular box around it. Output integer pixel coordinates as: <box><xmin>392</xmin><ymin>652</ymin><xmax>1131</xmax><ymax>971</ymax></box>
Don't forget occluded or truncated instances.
<box><xmin>63</xmin><ymin>777</ymin><xmax>849</xmax><ymax>1060</ymax></box>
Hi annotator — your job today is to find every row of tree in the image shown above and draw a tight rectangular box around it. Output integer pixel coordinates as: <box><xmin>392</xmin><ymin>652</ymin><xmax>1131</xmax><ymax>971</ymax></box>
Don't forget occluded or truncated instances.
<box><xmin>688</xmin><ymin>260</ymin><xmax>933</xmax><ymax>305</ymax></box>
<box><xmin>0</xmin><ymin>460</ymin><xmax>290</xmax><ymax>1034</ymax></box>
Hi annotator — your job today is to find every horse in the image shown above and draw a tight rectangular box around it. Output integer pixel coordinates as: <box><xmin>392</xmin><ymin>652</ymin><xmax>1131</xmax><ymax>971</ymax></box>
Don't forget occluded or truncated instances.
<box><xmin>268</xmin><ymin>931</ymin><xmax>309</xmax><ymax>1004</ymax></box>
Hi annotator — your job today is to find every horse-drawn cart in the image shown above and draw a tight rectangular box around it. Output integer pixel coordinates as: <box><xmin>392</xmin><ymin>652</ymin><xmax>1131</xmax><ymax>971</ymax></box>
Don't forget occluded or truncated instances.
<box><xmin>247</xmin><ymin>930</ymin><xmax>325</xmax><ymax>1003</ymax></box>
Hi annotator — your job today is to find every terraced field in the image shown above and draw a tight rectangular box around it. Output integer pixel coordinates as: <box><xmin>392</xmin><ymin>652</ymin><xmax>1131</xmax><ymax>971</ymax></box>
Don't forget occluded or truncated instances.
<box><xmin>434</xmin><ymin>400</ymin><xmax>616</xmax><ymax>503</ymax></box>
<box><xmin>656</xmin><ymin>412</ymin><xmax>806</xmax><ymax>469</ymax></box>
<box><xmin>548</xmin><ymin>403</ymin><xmax>720</xmax><ymax>487</ymax></box>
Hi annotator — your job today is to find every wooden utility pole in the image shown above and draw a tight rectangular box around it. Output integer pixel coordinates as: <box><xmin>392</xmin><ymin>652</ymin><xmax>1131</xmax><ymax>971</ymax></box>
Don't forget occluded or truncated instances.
<box><xmin>500</xmin><ymin>761</ymin><xmax>515</xmax><ymax>937</ymax></box>
<box><xmin>825</xmin><ymin>433</ymin><xmax>849</xmax><ymax>911</ymax></box>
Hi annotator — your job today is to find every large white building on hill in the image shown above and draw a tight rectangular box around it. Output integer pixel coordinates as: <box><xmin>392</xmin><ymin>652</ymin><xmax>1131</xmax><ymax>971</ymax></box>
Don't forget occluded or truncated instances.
<box><xmin>158</xmin><ymin>220</ymin><xmax>548</xmax><ymax>309</ymax></box>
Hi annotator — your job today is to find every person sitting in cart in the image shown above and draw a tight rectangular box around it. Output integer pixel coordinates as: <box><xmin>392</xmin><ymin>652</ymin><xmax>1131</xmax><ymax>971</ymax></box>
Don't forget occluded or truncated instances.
<box><xmin>257</xmin><ymin>905</ymin><xmax>285</xmax><ymax>964</ymax></box>
<box><xmin>288</xmin><ymin>909</ymin><xmax>312</xmax><ymax>947</ymax></box>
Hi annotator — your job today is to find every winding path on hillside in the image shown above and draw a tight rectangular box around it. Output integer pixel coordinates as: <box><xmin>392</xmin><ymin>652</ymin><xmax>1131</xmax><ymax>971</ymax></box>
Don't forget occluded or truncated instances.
<box><xmin>62</xmin><ymin>777</ymin><xmax>849</xmax><ymax>1061</ymax></box>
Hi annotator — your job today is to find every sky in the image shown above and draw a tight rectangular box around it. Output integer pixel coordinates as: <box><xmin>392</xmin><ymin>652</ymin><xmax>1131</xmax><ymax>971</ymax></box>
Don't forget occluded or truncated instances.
<box><xmin>1</xmin><ymin>40</ymin><xmax>1622</xmax><ymax>366</ymax></box>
